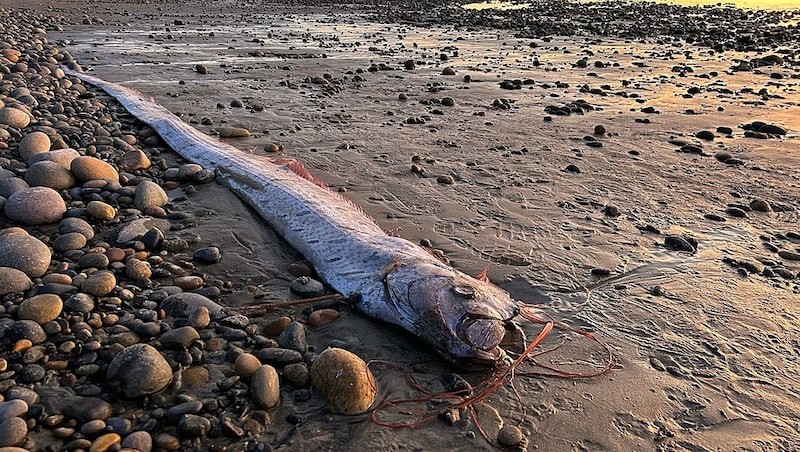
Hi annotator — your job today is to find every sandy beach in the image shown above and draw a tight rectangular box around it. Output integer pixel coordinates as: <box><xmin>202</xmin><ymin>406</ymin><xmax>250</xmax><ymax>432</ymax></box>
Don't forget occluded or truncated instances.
<box><xmin>1</xmin><ymin>0</ymin><xmax>799</xmax><ymax>450</ymax></box>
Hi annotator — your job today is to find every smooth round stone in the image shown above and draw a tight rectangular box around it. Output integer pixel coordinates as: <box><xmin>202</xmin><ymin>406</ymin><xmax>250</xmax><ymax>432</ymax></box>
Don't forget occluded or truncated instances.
<box><xmin>81</xmin><ymin>271</ymin><xmax>116</xmax><ymax>296</ymax></box>
<box><xmin>193</xmin><ymin>246</ymin><xmax>221</xmax><ymax>264</ymax></box>
<box><xmin>0</xmin><ymin>233</ymin><xmax>51</xmax><ymax>278</ymax></box>
<box><xmin>153</xmin><ymin>433</ymin><xmax>180</xmax><ymax>451</ymax></box>
<box><xmin>86</xmin><ymin>200</ymin><xmax>116</xmax><ymax>220</ymax></box>
<box><xmin>218</xmin><ymin>127</ymin><xmax>250</xmax><ymax>138</ymax></box>
<box><xmin>262</xmin><ymin>317</ymin><xmax>292</xmax><ymax>336</ymax></box>
<box><xmin>53</xmin><ymin>232</ymin><xmax>87</xmax><ymax>253</ymax></box>
<box><xmin>174</xmin><ymin>276</ymin><xmax>203</xmax><ymax>290</ymax></box>
<box><xmin>18</xmin><ymin>294</ymin><xmax>63</xmax><ymax>324</ymax></box>
<box><xmin>308</xmin><ymin>309</ymin><xmax>340</xmax><ymax>327</ymax></box>
<box><xmin>181</xmin><ymin>366</ymin><xmax>208</xmax><ymax>387</ymax></box>
<box><xmin>0</xmin><ymin>177</ymin><xmax>29</xmax><ymax>198</ymax></box>
<box><xmin>25</xmin><ymin>160</ymin><xmax>76</xmax><ymax>190</ymax></box>
<box><xmin>120</xmin><ymin>430</ymin><xmax>152</xmax><ymax>452</ymax></box>
<box><xmin>310</xmin><ymin>348</ymin><xmax>376</xmax><ymax>414</ymax></box>
<box><xmin>81</xmin><ymin>419</ymin><xmax>107</xmax><ymax>436</ymax></box>
<box><xmin>59</xmin><ymin>217</ymin><xmax>95</xmax><ymax>240</ymax></box>
<box><xmin>64</xmin><ymin>293</ymin><xmax>95</xmax><ymax>313</ymax></box>
<box><xmin>0</xmin><ymin>267</ymin><xmax>33</xmax><ymax>295</ymax></box>
<box><xmin>289</xmin><ymin>276</ymin><xmax>325</xmax><ymax>298</ymax></box>
<box><xmin>0</xmin><ymin>399</ymin><xmax>28</xmax><ymax>421</ymax></box>
<box><xmin>159</xmin><ymin>326</ymin><xmax>199</xmax><ymax>348</ymax></box>
<box><xmin>251</xmin><ymin>365</ymin><xmax>280</xmax><ymax>409</ymax></box>
<box><xmin>120</xmin><ymin>150</ymin><xmax>151</xmax><ymax>171</ymax></box>
<box><xmin>283</xmin><ymin>362</ymin><xmax>310</xmax><ymax>387</ymax></box>
<box><xmin>18</xmin><ymin>131</ymin><xmax>51</xmax><ymax>160</ymax></box>
<box><xmin>71</xmin><ymin>157</ymin><xmax>119</xmax><ymax>182</ymax></box>
<box><xmin>125</xmin><ymin>259</ymin><xmax>152</xmax><ymax>280</ymax></box>
<box><xmin>133</xmin><ymin>180</ymin><xmax>168</xmax><ymax>210</ymax></box>
<box><xmin>89</xmin><ymin>432</ymin><xmax>120</xmax><ymax>452</ymax></box>
<box><xmin>177</xmin><ymin>164</ymin><xmax>202</xmax><ymax>180</ymax></box>
<box><xmin>3</xmin><ymin>320</ymin><xmax>47</xmax><ymax>344</ymax></box>
<box><xmin>187</xmin><ymin>306</ymin><xmax>210</xmax><ymax>329</ymax></box>
<box><xmin>0</xmin><ymin>106</ymin><xmax>31</xmax><ymax>129</ymax></box>
<box><xmin>177</xmin><ymin>414</ymin><xmax>211</xmax><ymax>438</ymax></box>
<box><xmin>161</xmin><ymin>293</ymin><xmax>225</xmax><ymax>319</ymax></box>
<box><xmin>28</xmin><ymin>148</ymin><xmax>80</xmax><ymax>168</ymax></box>
<box><xmin>278</xmin><ymin>322</ymin><xmax>307</xmax><ymax>354</ymax></box>
<box><xmin>0</xmin><ymin>417</ymin><xmax>27</xmax><ymax>447</ymax></box>
<box><xmin>106</xmin><ymin>343</ymin><xmax>173</xmax><ymax>398</ymax></box>
<box><xmin>4</xmin><ymin>186</ymin><xmax>66</xmax><ymax>225</ymax></box>
<box><xmin>234</xmin><ymin>353</ymin><xmax>261</xmax><ymax>378</ymax></box>
<box><xmin>749</xmin><ymin>199</ymin><xmax>772</xmax><ymax>212</ymax></box>
<box><xmin>61</xmin><ymin>396</ymin><xmax>112</xmax><ymax>423</ymax></box>
<box><xmin>498</xmin><ymin>425</ymin><xmax>524</xmax><ymax>447</ymax></box>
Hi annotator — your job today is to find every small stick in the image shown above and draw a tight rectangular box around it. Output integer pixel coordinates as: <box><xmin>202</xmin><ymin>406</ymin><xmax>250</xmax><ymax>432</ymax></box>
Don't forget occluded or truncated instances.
<box><xmin>228</xmin><ymin>293</ymin><xmax>344</xmax><ymax>315</ymax></box>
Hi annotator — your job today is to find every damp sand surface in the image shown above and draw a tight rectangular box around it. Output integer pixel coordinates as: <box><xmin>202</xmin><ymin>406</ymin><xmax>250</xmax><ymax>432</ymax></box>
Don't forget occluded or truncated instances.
<box><xmin>39</xmin><ymin>1</ymin><xmax>800</xmax><ymax>449</ymax></box>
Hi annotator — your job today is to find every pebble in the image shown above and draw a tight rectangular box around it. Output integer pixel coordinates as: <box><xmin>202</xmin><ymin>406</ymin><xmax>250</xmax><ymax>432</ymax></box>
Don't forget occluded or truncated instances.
<box><xmin>497</xmin><ymin>425</ymin><xmax>524</xmax><ymax>447</ymax></box>
<box><xmin>71</xmin><ymin>156</ymin><xmax>118</xmax><ymax>182</ymax></box>
<box><xmin>218</xmin><ymin>127</ymin><xmax>250</xmax><ymax>138</ymax></box>
<box><xmin>126</xmin><ymin>258</ymin><xmax>152</xmax><ymax>280</ymax></box>
<box><xmin>18</xmin><ymin>131</ymin><xmax>52</xmax><ymax>161</ymax></box>
<box><xmin>289</xmin><ymin>276</ymin><xmax>325</xmax><ymax>297</ymax></box>
<box><xmin>86</xmin><ymin>200</ymin><xmax>117</xmax><ymax>220</ymax></box>
<box><xmin>81</xmin><ymin>271</ymin><xmax>116</xmax><ymax>296</ymax></box>
<box><xmin>0</xmin><ymin>106</ymin><xmax>31</xmax><ymax>129</ymax></box>
<box><xmin>251</xmin><ymin>364</ymin><xmax>280</xmax><ymax>409</ymax></box>
<box><xmin>120</xmin><ymin>430</ymin><xmax>152</xmax><ymax>452</ymax></box>
<box><xmin>187</xmin><ymin>306</ymin><xmax>211</xmax><ymax>329</ymax></box>
<box><xmin>153</xmin><ymin>433</ymin><xmax>180</xmax><ymax>451</ymax></box>
<box><xmin>160</xmin><ymin>326</ymin><xmax>200</xmax><ymax>348</ymax></box>
<box><xmin>307</xmin><ymin>308</ymin><xmax>340</xmax><ymax>327</ymax></box>
<box><xmin>749</xmin><ymin>199</ymin><xmax>772</xmax><ymax>212</ymax></box>
<box><xmin>61</xmin><ymin>396</ymin><xmax>112</xmax><ymax>424</ymax></box>
<box><xmin>53</xmin><ymin>232</ymin><xmax>87</xmax><ymax>252</ymax></box>
<box><xmin>177</xmin><ymin>414</ymin><xmax>211</xmax><ymax>437</ymax></box>
<box><xmin>28</xmin><ymin>148</ymin><xmax>80</xmax><ymax>168</ymax></box>
<box><xmin>0</xmin><ymin>417</ymin><xmax>27</xmax><ymax>447</ymax></box>
<box><xmin>0</xmin><ymin>177</ymin><xmax>29</xmax><ymax>198</ymax></box>
<box><xmin>0</xmin><ymin>267</ymin><xmax>33</xmax><ymax>295</ymax></box>
<box><xmin>310</xmin><ymin>348</ymin><xmax>376</xmax><ymax>414</ymax></box>
<box><xmin>0</xmin><ymin>400</ymin><xmax>28</xmax><ymax>421</ymax></box>
<box><xmin>263</xmin><ymin>316</ymin><xmax>292</xmax><ymax>336</ymax></box>
<box><xmin>134</xmin><ymin>180</ymin><xmax>168</xmax><ymax>210</ymax></box>
<box><xmin>106</xmin><ymin>343</ymin><xmax>174</xmax><ymax>397</ymax></box>
<box><xmin>18</xmin><ymin>294</ymin><xmax>63</xmax><ymax>324</ymax></box>
<box><xmin>4</xmin><ymin>186</ymin><xmax>66</xmax><ymax>225</ymax></box>
<box><xmin>235</xmin><ymin>352</ymin><xmax>262</xmax><ymax>378</ymax></box>
<box><xmin>0</xmin><ymin>233</ymin><xmax>51</xmax><ymax>277</ymax></box>
<box><xmin>278</xmin><ymin>321</ymin><xmax>308</xmax><ymax>354</ymax></box>
<box><xmin>59</xmin><ymin>217</ymin><xmax>95</xmax><ymax>240</ymax></box>
<box><xmin>120</xmin><ymin>149</ymin><xmax>151</xmax><ymax>171</ymax></box>
<box><xmin>254</xmin><ymin>348</ymin><xmax>303</xmax><ymax>365</ymax></box>
<box><xmin>89</xmin><ymin>432</ymin><xmax>121</xmax><ymax>452</ymax></box>
<box><xmin>25</xmin><ymin>161</ymin><xmax>76</xmax><ymax>190</ymax></box>
<box><xmin>161</xmin><ymin>292</ymin><xmax>225</xmax><ymax>319</ymax></box>
<box><xmin>283</xmin><ymin>362</ymin><xmax>310</xmax><ymax>387</ymax></box>
<box><xmin>193</xmin><ymin>246</ymin><xmax>222</xmax><ymax>264</ymax></box>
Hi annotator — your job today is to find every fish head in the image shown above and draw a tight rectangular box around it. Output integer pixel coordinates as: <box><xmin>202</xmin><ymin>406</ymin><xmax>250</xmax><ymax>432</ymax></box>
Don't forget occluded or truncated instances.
<box><xmin>386</xmin><ymin>262</ymin><xmax>519</xmax><ymax>368</ymax></box>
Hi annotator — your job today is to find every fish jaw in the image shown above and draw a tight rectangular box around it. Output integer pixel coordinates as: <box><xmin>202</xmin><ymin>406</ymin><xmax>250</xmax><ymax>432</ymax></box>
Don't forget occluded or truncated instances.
<box><xmin>382</xmin><ymin>259</ymin><xmax>520</xmax><ymax>367</ymax></box>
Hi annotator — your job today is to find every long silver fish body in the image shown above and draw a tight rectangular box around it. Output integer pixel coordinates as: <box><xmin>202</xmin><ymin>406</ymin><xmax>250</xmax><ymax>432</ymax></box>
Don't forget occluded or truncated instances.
<box><xmin>66</xmin><ymin>69</ymin><xmax>520</xmax><ymax>367</ymax></box>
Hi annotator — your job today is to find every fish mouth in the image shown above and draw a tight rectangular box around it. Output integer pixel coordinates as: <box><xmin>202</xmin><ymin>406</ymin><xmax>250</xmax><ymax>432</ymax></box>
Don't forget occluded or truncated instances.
<box><xmin>450</xmin><ymin>346</ymin><xmax>507</xmax><ymax>370</ymax></box>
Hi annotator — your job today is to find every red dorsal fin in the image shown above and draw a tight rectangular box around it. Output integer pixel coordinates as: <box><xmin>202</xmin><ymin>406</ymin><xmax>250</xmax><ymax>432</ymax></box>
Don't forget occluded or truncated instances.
<box><xmin>272</xmin><ymin>157</ymin><xmax>382</xmax><ymax>228</ymax></box>
<box><xmin>475</xmin><ymin>268</ymin><xmax>489</xmax><ymax>282</ymax></box>
<box><xmin>276</xmin><ymin>158</ymin><xmax>330</xmax><ymax>190</ymax></box>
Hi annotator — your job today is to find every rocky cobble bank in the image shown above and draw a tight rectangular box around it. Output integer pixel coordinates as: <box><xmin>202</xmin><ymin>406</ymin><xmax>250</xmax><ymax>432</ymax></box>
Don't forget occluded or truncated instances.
<box><xmin>0</xmin><ymin>7</ymin><xmax>373</xmax><ymax>452</ymax></box>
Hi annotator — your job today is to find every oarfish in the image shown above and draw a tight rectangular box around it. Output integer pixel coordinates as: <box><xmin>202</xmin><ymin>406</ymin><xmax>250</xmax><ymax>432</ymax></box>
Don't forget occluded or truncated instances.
<box><xmin>66</xmin><ymin>69</ymin><xmax>521</xmax><ymax>367</ymax></box>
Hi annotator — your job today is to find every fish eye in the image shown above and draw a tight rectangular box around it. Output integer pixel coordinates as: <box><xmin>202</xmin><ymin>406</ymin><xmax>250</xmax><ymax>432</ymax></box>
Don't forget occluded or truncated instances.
<box><xmin>452</xmin><ymin>285</ymin><xmax>475</xmax><ymax>298</ymax></box>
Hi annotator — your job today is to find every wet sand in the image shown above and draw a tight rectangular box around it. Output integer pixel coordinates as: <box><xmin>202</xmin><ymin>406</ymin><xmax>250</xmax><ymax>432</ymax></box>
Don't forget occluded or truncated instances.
<box><xmin>4</xmin><ymin>0</ymin><xmax>800</xmax><ymax>450</ymax></box>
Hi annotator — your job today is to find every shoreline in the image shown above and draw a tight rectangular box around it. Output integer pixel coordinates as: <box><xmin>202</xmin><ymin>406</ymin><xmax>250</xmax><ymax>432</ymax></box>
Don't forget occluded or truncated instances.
<box><xmin>1</xmin><ymin>1</ymin><xmax>799</xmax><ymax>451</ymax></box>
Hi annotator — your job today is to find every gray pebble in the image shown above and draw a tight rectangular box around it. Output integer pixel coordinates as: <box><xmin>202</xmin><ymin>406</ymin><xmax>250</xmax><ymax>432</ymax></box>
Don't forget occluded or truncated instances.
<box><xmin>278</xmin><ymin>321</ymin><xmax>308</xmax><ymax>355</ymax></box>
<box><xmin>254</xmin><ymin>348</ymin><xmax>303</xmax><ymax>365</ymax></box>
<box><xmin>177</xmin><ymin>414</ymin><xmax>211</xmax><ymax>437</ymax></box>
<box><xmin>4</xmin><ymin>186</ymin><xmax>66</xmax><ymax>225</ymax></box>
<box><xmin>121</xmin><ymin>430</ymin><xmax>152</xmax><ymax>452</ymax></box>
<box><xmin>0</xmin><ymin>267</ymin><xmax>33</xmax><ymax>295</ymax></box>
<box><xmin>160</xmin><ymin>326</ymin><xmax>200</xmax><ymax>348</ymax></box>
<box><xmin>106</xmin><ymin>343</ymin><xmax>173</xmax><ymax>398</ymax></box>
<box><xmin>0</xmin><ymin>399</ymin><xmax>28</xmax><ymax>421</ymax></box>
<box><xmin>289</xmin><ymin>276</ymin><xmax>325</xmax><ymax>298</ymax></box>
<box><xmin>0</xmin><ymin>233</ymin><xmax>52</xmax><ymax>277</ymax></box>
<box><xmin>0</xmin><ymin>417</ymin><xmax>27</xmax><ymax>447</ymax></box>
<box><xmin>61</xmin><ymin>396</ymin><xmax>112</xmax><ymax>424</ymax></box>
<box><xmin>193</xmin><ymin>246</ymin><xmax>222</xmax><ymax>264</ymax></box>
<box><xmin>4</xmin><ymin>320</ymin><xmax>46</xmax><ymax>344</ymax></box>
